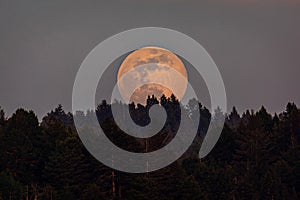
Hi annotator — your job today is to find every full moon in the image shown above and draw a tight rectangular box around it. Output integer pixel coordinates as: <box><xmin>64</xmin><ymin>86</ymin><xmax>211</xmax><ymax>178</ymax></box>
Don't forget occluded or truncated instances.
<box><xmin>117</xmin><ymin>46</ymin><xmax>188</xmax><ymax>105</ymax></box>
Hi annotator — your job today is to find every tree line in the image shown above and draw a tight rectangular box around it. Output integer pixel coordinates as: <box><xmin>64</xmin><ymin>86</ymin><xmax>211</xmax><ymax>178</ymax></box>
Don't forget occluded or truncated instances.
<box><xmin>0</xmin><ymin>95</ymin><xmax>299</xmax><ymax>199</ymax></box>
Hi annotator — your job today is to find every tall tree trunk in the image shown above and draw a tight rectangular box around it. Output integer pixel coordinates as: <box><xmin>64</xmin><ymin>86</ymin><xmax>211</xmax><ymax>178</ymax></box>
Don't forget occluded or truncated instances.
<box><xmin>26</xmin><ymin>185</ymin><xmax>29</xmax><ymax>200</ymax></box>
<box><xmin>118</xmin><ymin>184</ymin><xmax>121</xmax><ymax>199</ymax></box>
<box><xmin>112</xmin><ymin>170</ymin><xmax>115</xmax><ymax>199</ymax></box>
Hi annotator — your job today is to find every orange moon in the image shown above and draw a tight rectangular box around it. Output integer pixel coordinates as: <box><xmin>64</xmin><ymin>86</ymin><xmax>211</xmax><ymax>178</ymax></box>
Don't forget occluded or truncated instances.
<box><xmin>117</xmin><ymin>46</ymin><xmax>188</xmax><ymax>105</ymax></box>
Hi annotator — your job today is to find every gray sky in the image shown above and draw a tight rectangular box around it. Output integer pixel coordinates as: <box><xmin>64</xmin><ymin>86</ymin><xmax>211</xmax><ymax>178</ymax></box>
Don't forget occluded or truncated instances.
<box><xmin>0</xmin><ymin>0</ymin><xmax>300</xmax><ymax>118</ymax></box>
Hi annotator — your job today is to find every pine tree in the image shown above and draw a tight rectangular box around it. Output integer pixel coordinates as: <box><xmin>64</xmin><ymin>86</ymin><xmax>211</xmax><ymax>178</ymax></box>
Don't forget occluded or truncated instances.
<box><xmin>44</xmin><ymin>134</ymin><xmax>94</xmax><ymax>197</ymax></box>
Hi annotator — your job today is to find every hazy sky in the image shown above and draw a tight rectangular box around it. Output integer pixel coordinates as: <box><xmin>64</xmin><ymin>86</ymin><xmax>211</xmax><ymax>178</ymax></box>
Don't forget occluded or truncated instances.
<box><xmin>0</xmin><ymin>0</ymin><xmax>300</xmax><ymax>118</ymax></box>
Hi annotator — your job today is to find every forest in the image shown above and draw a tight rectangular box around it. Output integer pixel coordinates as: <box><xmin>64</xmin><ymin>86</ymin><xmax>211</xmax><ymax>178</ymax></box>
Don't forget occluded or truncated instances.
<box><xmin>0</xmin><ymin>95</ymin><xmax>299</xmax><ymax>200</ymax></box>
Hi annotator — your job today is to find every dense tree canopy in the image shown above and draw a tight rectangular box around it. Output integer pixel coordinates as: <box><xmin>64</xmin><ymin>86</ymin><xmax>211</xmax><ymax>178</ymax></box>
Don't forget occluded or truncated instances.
<box><xmin>0</xmin><ymin>97</ymin><xmax>299</xmax><ymax>199</ymax></box>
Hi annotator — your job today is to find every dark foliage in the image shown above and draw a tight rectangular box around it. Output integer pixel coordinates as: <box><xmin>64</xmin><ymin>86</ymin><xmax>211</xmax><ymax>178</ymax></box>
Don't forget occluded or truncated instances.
<box><xmin>0</xmin><ymin>99</ymin><xmax>299</xmax><ymax>199</ymax></box>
